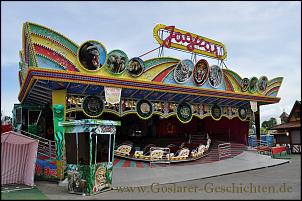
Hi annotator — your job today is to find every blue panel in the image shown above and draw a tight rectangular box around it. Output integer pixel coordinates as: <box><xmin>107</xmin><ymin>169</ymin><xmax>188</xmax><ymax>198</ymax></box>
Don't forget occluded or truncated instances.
<box><xmin>85</xmin><ymin>85</ymin><xmax>104</xmax><ymax>95</ymax></box>
<box><xmin>183</xmin><ymin>95</ymin><xmax>199</xmax><ymax>102</ymax></box>
<box><xmin>170</xmin><ymin>93</ymin><xmax>188</xmax><ymax>102</ymax></box>
<box><xmin>121</xmin><ymin>88</ymin><xmax>137</xmax><ymax>97</ymax></box>
<box><xmin>36</xmin><ymin>55</ymin><xmax>65</xmax><ymax>70</ymax></box>
<box><xmin>48</xmin><ymin>81</ymin><xmax>68</xmax><ymax>90</ymax></box>
<box><xmin>131</xmin><ymin>90</ymin><xmax>151</xmax><ymax>99</ymax></box>
<box><xmin>160</xmin><ymin>93</ymin><xmax>177</xmax><ymax>101</ymax></box>
<box><xmin>146</xmin><ymin>91</ymin><xmax>165</xmax><ymax>100</ymax></box>
<box><xmin>68</xmin><ymin>83</ymin><xmax>87</xmax><ymax>93</ymax></box>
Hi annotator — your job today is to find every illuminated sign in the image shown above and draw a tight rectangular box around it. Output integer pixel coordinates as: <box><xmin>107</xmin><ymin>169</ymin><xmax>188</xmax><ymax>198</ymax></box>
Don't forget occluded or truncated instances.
<box><xmin>153</xmin><ymin>24</ymin><xmax>227</xmax><ymax>60</ymax></box>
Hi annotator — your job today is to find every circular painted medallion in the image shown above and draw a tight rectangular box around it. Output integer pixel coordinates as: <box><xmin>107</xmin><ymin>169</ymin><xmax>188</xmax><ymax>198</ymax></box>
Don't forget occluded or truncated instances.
<box><xmin>208</xmin><ymin>65</ymin><xmax>223</xmax><ymax>88</ymax></box>
<box><xmin>82</xmin><ymin>95</ymin><xmax>104</xmax><ymax>118</ymax></box>
<box><xmin>238</xmin><ymin>106</ymin><xmax>247</xmax><ymax>120</ymax></box>
<box><xmin>136</xmin><ymin>99</ymin><xmax>153</xmax><ymax>119</ymax></box>
<box><xmin>176</xmin><ymin>102</ymin><xmax>192</xmax><ymax>123</ymax></box>
<box><xmin>211</xmin><ymin>104</ymin><xmax>222</xmax><ymax>120</ymax></box>
<box><xmin>127</xmin><ymin>57</ymin><xmax>145</xmax><ymax>77</ymax></box>
<box><xmin>257</xmin><ymin>76</ymin><xmax>268</xmax><ymax>92</ymax></box>
<box><xmin>249</xmin><ymin>77</ymin><xmax>258</xmax><ymax>93</ymax></box>
<box><xmin>193</xmin><ymin>59</ymin><xmax>209</xmax><ymax>86</ymax></box>
<box><xmin>173</xmin><ymin>59</ymin><xmax>194</xmax><ymax>84</ymax></box>
<box><xmin>78</xmin><ymin>41</ymin><xmax>107</xmax><ymax>71</ymax></box>
<box><xmin>106</xmin><ymin>49</ymin><xmax>129</xmax><ymax>74</ymax></box>
<box><xmin>240</xmin><ymin>78</ymin><xmax>250</xmax><ymax>92</ymax></box>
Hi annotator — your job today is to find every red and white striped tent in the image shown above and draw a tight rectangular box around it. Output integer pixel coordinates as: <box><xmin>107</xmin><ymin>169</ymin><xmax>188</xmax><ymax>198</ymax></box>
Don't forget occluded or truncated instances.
<box><xmin>1</xmin><ymin>131</ymin><xmax>38</xmax><ymax>187</ymax></box>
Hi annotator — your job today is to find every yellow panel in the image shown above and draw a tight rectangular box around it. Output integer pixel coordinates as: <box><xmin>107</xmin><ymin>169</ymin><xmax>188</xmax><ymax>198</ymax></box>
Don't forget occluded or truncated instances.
<box><xmin>31</xmin><ymin>34</ymin><xmax>81</xmax><ymax>67</ymax></box>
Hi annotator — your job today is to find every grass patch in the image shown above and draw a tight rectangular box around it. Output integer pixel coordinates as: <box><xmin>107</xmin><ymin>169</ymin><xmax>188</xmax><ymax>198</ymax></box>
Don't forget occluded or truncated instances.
<box><xmin>1</xmin><ymin>187</ymin><xmax>48</xmax><ymax>200</ymax></box>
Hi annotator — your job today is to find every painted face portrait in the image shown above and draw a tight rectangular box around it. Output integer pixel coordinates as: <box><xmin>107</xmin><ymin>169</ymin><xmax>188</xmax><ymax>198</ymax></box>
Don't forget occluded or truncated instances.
<box><xmin>258</xmin><ymin>76</ymin><xmax>268</xmax><ymax>92</ymax></box>
<box><xmin>174</xmin><ymin>59</ymin><xmax>193</xmax><ymax>83</ymax></box>
<box><xmin>78</xmin><ymin>41</ymin><xmax>107</xmax><ymax>71</ymax></box>
<box><xmin>241</xmin><ymin>78</ymin><xmax>249</xmax><ymax>92</ymax></box>
<box><xmin>127</xmin><ymin>57</ymin><xmax>144</xmax><ymax>77</ymax></box>
<box><xmin>209</xmin><ymin>65</ymin><xmax>223</xmax><ymax>88</ymax></box>
<box><xmin>106</xmin><ymin>50</ymin><xmax>128</xmax><ymax>74</ymax></box>
<box><xmin>193</xmin><ymin>59</ymin><xmax>209</xmax><ymax>85</ymax></box>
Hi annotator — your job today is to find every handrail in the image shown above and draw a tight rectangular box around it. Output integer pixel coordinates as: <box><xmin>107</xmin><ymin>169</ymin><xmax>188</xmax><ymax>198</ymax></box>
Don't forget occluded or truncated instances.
<box><xmin>16</xmin><ymin>129</ymin><xmax>57</xmax><ymax>160</ymax></box>
<box><xmin>19</xmin><ymin>130</ymin><xmax>55</xmax><ymax>143</ymax></box>
<box><xmin>218</xmin><ymin>142</ymin><xmax>231</xmax><ymax>160</ymax></box>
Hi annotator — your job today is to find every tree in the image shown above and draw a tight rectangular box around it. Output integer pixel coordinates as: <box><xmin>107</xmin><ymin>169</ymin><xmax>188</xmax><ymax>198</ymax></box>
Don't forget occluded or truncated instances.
<box><xmin>261</xmin><ymin>117</ymin><xmax>277</xmax><ymax>129</ymax></box>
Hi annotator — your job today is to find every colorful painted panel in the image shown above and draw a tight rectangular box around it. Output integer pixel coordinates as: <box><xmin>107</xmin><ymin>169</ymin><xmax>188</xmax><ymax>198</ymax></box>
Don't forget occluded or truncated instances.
<box><xmin>20</xmin><ymin>21</ymin><xmax>283</xmax><ymax>103</ymax></box>
<box><xmin>35</xmin><ymin>157</ymin><xmax>57</xmax><ymax>180</ymax></box>
<box><xmin>66</xmin><ymin>163</ymin><xmax>112</xmax><ymax>195</ymax></box>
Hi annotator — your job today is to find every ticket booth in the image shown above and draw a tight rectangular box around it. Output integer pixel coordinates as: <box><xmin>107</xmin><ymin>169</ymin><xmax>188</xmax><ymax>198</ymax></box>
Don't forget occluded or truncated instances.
<box><xmin>59</xmin><ymin>119</ymin><xmax>121</xmax><ymax>196</ymax></box>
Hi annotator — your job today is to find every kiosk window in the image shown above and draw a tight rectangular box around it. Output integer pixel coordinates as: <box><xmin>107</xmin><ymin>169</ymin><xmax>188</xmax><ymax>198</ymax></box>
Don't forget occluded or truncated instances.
<box><xmin>92</xmin><ymin>134</ymin><xmax>110</xmax><ymax>163</ymax></box>
<box><xmin>77</xmin><ymin>133</ymin><xmax>90</xmax><ymax>165</ymax></box>
<box><xmin>65</xmin><ymin>132</ymin><xmax>90</xmax><ymax>165</ymax></box>
<box><xmin>65</xmin><ymin>134</ymin><xmax>77</xmax><ymax>164</ymax></box>
<box><xmin>15</xmin><ymin>108</ymin><xmax>22</xmax><ymax>124</ymax></box>
<box><xmin>28</xmin><ymin>110</ymin><xmax>41</xmax><ymax>125</ymax></box>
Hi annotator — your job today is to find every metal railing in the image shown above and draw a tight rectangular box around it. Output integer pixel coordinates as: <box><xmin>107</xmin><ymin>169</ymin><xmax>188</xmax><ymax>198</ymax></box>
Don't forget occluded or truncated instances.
<box><xmin>18</xmin><ymin>129</ymin><xmax>56</xmax><ymax>160</ymax></box>
<box><xmin>218</xmin><ymin>143</ymin><xmax>231</xmax><ymax>160</ymax></box>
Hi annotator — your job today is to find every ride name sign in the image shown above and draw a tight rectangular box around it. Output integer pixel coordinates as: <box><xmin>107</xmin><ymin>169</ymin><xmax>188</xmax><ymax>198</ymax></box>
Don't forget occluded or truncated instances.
<box><xmin>104</xmin><ymin>86</ymin><xmax>122</xmax><ymax>104</ymax></box>
<box><xmin>153</xmin><ymin>24</ymin><xmax>227</xmax><ymax>60</ymax></box>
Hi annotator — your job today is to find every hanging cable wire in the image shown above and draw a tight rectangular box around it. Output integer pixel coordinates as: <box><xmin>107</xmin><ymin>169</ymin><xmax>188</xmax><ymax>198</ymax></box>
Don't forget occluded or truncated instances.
<box><xmin>138</xmin><ymin>45</ymin><xmax>162</xmax><ymax>58</ymax></box>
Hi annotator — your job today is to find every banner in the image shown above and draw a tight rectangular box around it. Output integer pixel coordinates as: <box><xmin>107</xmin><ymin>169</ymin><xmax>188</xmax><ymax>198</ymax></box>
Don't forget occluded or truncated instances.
<box><xmin>104</xmin><ymin>87</ymin><xmax>122</xmax><ymax>104</ymax></box>
<box><xmin>250</xmin><ymin>101</ymin><xmax>257</xmax><ymax>112</ymax></box>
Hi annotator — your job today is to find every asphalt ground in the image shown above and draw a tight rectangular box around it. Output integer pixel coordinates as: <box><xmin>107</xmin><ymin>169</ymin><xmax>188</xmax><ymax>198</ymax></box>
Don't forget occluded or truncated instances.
<box><xmin>4</xmin><ymin>154</ymin><xmax>298</xmax><ymax>200</ymax></box>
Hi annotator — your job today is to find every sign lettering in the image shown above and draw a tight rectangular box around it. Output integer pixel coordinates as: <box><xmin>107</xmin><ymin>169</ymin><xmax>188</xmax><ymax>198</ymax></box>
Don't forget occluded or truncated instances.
<box><xmin>153</xmin><ymin>24</ymin><xmax>227</xmax><ymax>60</ymax></box>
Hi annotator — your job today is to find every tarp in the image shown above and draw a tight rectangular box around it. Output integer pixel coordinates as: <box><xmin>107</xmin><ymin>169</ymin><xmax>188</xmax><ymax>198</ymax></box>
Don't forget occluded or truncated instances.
<box><xmin>1</xmin><ymin>131</ymin><xmax>39</xmax><ymax>186</ymax></box>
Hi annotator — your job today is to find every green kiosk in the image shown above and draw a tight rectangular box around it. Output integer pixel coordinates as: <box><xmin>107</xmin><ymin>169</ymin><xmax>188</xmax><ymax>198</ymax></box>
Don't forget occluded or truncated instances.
<box><xmin>59</xmin><ymin>119</ymin><xmax>120</xmax><ymax>196</ymax></box>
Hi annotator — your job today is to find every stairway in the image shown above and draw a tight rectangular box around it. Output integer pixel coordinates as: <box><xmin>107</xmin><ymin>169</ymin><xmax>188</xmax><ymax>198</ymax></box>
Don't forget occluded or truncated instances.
<box><xmin>190</xmin><ymin>131</ymin><xmax>208</xmax><ymax>143</ymax></box>
<box><xmin>18</xmin><ymin>130</ymin><xmax>56</xmax><ymax>160</ymax></box>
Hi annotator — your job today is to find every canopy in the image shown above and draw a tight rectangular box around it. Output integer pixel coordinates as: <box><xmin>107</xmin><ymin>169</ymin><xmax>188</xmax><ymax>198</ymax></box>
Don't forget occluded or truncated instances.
<box><xmin>1</xmin><ymin>131</ymin><xmax>38</xmax><ymax>187</ymax></box>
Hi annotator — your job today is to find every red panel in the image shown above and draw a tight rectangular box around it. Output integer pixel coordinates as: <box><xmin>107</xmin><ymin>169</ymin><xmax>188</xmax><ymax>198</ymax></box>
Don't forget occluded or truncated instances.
<box><xmin>202</xmin><ymin>117</ymin><xmax>249</xmax><ymax>145</ymax></box>
<box><xmin>136</xmin><ymin>161</ymin><xmax>143</xmax><ymax>168</ymax></box>
<box><xmin>121</xmin><ymin>159</ymin><xmax>131</xmax><ymax>167</ymax></box>
<box><xmin>34</xmin><ymin>44</ymin><xmax>78</xmax><ymax>71</ymax></box>
<box><xmin>152</xmin><ymin>66</ymin><xmax>175</xmax><ymax>82</ymax></box>
<box><xmin>1</xmin><ymin>125</ymin><xmax>12</xmax><ymax>134</ymax></box>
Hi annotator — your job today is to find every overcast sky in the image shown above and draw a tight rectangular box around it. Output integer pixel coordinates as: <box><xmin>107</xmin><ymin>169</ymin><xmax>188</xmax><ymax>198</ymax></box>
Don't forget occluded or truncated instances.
<box><xmin>1</xmin><ymin>1</ymin><xmax>301</xmax><ymax>123</ymax></box>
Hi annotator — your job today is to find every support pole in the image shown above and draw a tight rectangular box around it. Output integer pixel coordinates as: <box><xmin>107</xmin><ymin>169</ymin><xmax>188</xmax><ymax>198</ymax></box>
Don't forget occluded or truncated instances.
<box><xmin>52</xmin><ymin>89</ymin><xmax>67</xmax><ymax>180</ymax></box>
<box><xmin>255</xmin><ymin>105</ymin><xmax>261</xmax><ymax>146</ymax></box>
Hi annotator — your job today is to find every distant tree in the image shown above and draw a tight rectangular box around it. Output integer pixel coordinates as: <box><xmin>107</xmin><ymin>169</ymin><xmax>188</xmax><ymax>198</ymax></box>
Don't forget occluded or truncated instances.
<box><xmin>262</xmin><ymin>117</ymin><xmax>277</xmax><ymax>129</ymax></box>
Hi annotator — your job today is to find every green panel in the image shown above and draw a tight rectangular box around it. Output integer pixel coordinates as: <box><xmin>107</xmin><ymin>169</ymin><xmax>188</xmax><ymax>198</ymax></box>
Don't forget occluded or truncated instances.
<box><xmin>53</xmin><ymin>104</ymin><xmax>65</xmax><ymax>161</ymax></box>
<box><xmin>59</xmin><ymin>119</ymin><xmax>121</xmax><ymax>134</ymax></box>
<box><xmin>29</xmin><ymin>23</ymin><xmax>78</xmax><ymax>54</ymax></box>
